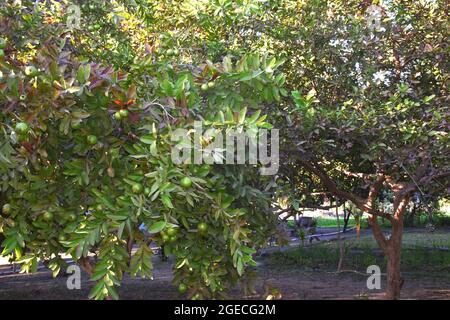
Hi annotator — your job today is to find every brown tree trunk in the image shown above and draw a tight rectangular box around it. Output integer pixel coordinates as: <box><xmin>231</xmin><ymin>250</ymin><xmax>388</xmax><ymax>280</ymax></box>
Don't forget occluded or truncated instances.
<box><xmin>355</xmin><ymin>213</ymin><xmax>361</xmax><ymax>239</ymax></box>
<box><xmin>369</xmin><ymin>213</ymin><xmax>405</xmax><ymax>299</ymax></box>
<box><xmin>385</xmin><ymin>219</ymin><xmax>404</xmax><ymax>300</ymax></box>
<box><xmin>385</xmin><ymin>245</ymin><xmax>402</xmax><ymax>299</ymax></box>
<box><xmin>370</xmin><ymin>190</ymin><xmax>408</xmax><ymax>300</ymax></box>
<box><xmin>384</xmin><ymin>187</ymin><xmax>409</xmax><ymax>299</ymax></box>
<box><xmin>335</xmin><ymin>198</ymin><xmax>344</xmax><ymax>271</ymax></box>
<box><xmin>78</xmin><ymin>257</ymin><xmax>94</xmax><ymax>276</ymax></box>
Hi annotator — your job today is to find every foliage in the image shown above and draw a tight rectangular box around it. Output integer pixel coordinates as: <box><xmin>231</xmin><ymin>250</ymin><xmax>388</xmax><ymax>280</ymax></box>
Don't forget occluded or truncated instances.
<box><xmin>0</xmin><ymin>0</ymin><xmax>286</xmax><ymax>300</ymax></box>
<box><xmin>0</xmin><ymin>0</ymin><xmax>448</xmax><ymax>300</ymax></box>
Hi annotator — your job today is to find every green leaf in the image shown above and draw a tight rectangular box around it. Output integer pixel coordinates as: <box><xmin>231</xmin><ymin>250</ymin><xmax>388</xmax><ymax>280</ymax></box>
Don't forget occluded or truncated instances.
<box><xmin>239</xmin><ymin>70</ymin><xmax>263</xmax><ymax>81</ymax></box>
<box><xmin>77</xmin><ymin>66</ymin><xmax>85</xmax><ymax>84</ymax></box>
<box><xmin>247</xmin><ymin>110</ymin><xmax>261</xmax><ymax>124</ymax></box>
<box><xmin>107</xmin><ymin>214</ymin><xmax>128</xmax><ymax>221</ymax></box>
<box><xmin>241</xmin><ymin>246</ymin><xmax>256</xmax><ymax>255</ymax></box>
<box><xmin>161</xmin><ymin>194</ymin><xmax>174</xmax><ymax>208</ymax></box>
<box><xmin>91</xmin><ymin>269</ymin><xmax>108</xmax><ymax>281</ymax></box>
<box><xmin>238</xmin><ymin>107</ymin><xmax>247</xmax><ymax>125</ymax></box>
<box><xmin>236</xmin><ymin>257</ymin><xmax>244</xmax><ymax>276</ymax></box>
<box><xmin>1</xmin><ymin>237</ymin><xmax>17</xmax><ymax>255</ymax></box>
<box><xmin>129</xmin><ymin>244</ymin><xmax>153</xmax><ymax>279</ymax></box>
<box><xmin>225</xmin><ymin>107</ymin><xmax>234</xmax><ymax>122</ymax></box>
<box><xmin>161</xmin><ymin>79</ymin><xmax>174</xmax><ymax>96</ymax></box>
<box><xmin>66</xmin><ymin>86</ymin><xmax>82</xmax><ymax>94</ymax></box>
<box><xmin>220</xmin><ymin>194</ymin><xmax>234</xmax><ymax>209</ymax></box>
<box><xmin>148</xmin><ymin>221</ymin><xmax>166</xmax><ymax>233</ymax></box>
<box><xmin>139</xmin><ymin>135</ymin><xmax>154</xmax><ymax>144</ymax></box>
<box><xmin>150</xmin><ymin>141</ymin><xmax>158</xmax><ymax>156</ymax></box>
<box><xmin>91</xmin><ymin>189</ymin><xmax>116</xmax><ymax>210</ymax></box>
<box><xmin>88</xmin><ymin>281</ymin><xmax>105</xmax><ymax>299</ymax></box>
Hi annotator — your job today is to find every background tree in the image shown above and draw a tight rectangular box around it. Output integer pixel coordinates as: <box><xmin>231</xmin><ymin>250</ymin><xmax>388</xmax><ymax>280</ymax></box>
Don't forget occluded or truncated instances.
<box><xmin>250</xmin><ymin>0</ymin><xmax>449</xmax><ymax>299</ymax></box>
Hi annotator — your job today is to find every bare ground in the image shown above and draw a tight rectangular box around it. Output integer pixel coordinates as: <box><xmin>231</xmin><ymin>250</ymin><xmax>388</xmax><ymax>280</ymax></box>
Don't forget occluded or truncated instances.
<box><xmin>0</xmin><ymin>255</ymin><xmax>448</xmax><ymax>300</ymax></box>
<box><xmin>1</xmin><ymin>228</ymin><xmax>449</xmax><ymax>300</ymax></box>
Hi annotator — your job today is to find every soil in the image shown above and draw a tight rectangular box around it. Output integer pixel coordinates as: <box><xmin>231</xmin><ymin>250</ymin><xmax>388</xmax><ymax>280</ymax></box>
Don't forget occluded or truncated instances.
<box><xmin>0</xmin><ymin>254</ymin><xmax>448</xmax><ymax>300</ymax></box>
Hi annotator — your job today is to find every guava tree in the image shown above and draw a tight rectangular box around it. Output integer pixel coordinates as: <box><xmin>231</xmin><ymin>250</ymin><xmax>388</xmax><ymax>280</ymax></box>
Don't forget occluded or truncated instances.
<box><xmin>0</xmin><ymin>1</ymin><xmax>286</xmax><ymax>299</ymax></box>
<box><xmin>175</xmin><ymin>0</ymin><xmax>449</xmax><ymax>299</ymax></box>
<box><xmin>258</xmin><ymin>0</ymin><xmax>449</xmax><ymax>299</ymax></box>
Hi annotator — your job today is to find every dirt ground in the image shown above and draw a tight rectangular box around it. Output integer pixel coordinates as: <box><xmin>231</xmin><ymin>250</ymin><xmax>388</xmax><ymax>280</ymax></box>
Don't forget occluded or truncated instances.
<box><xmin>0</xmin><ymin>255</ymin><xmax>448</xmax><ymax>300</ymax></box>
<box><xmin>1</xmin><ymin>228</ymin><xmax>448</xmax><ymax>300</ymax></box>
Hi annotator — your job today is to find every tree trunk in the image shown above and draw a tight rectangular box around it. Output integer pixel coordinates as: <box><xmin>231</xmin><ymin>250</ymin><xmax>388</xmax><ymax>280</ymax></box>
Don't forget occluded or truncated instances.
<box><xmin>385</xmin><ymin>217</ymin><xmax>404</xmax><ymax>299</ymax></box>
<box><xmin>370</xmin><ymin>212</ymin><xmax>405</xmax><ymax>300</ymax></box>
<box><xmin>385</xmin><ymin>243</ymin><xmax>403</xmax><ymax>299</ymax></box>
<box><xmin>355</xmin><ymin>214</ymin><xmax>361</xmax><ymax>239</ymax></box>
<box><xmin>78</xmin><ymin>257</ymin><xmax>94</xmax><ymax>276</ymax></box>
<box><xmin>342</xmin><ymin>202</ymin><xmax>350</xmax><ymax>232</ymax></box>
<box><xmin>335</xmin><ymin>198</ymin><xmax>344</xmax><ymax>271</ymax></box>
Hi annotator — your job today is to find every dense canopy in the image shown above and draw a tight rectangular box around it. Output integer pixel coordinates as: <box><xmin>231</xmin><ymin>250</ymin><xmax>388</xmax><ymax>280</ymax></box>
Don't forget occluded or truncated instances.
<box><xmin>0</xmin><ymin>0</ymin><xmax>448</xmax><ymax>300</ymax></box>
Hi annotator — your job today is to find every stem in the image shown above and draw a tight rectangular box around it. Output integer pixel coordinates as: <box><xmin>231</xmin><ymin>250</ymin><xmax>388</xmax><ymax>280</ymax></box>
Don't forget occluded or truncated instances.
<box><xmin>335</xmin><ymin>198</ymin><xmax>344</xmax><ymax>272</ymax></box>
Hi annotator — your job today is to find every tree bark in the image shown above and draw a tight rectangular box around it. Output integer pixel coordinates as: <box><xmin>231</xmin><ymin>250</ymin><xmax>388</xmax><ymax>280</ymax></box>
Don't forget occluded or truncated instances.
<box><xmin>370</xmin><ymin>215</ymin><xmax>403</xmax><ymax>299</ymax></box>
<box><xmin>335</xmin><ymin>199</ymin><xmax>344</xmax><ymax>271</ymax></box>
<box><xmin>355</xmin><ymin>217</ymin><xmax>360</xmax><ymax>239</ymax></box>
<box><xmin>78</xmin><ymin>257</ymin><xmax>94</xmax><ymax>276</ymax></box>
<box><xmin>380</xmin><ymin>214</ymin><xmax>404</xmax><ymax>299</ymax></box>
<box><xmin>370</xmin><ymin>190</ymin><xmax>408</xmax><ymax>300</ymax></box>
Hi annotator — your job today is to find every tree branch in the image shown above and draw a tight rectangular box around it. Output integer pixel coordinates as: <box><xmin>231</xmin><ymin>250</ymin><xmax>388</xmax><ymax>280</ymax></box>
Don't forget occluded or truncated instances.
<box><xmin>78</xmin><ymin>257</ymin><xmax>94</xmax><ymax>276</ymax></box>
<box><xmin>298</xmin><ymin>159</ymin><xmax>393</xmax><ymax>220</ymax></box>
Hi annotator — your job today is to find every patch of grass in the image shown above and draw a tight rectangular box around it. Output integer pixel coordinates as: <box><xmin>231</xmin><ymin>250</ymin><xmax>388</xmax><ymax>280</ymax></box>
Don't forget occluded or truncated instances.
<box><xmin>286</xmin><ymin>216</ymin><xmax>381</xmax><ymax>229</ymax></box>
<box><xmin>401</xmin><ymin>231</ymin><xmax>450</xmax><ymax>248</ymax></box>
<box><xmin>263</xmin><ymin>232</ymin><xmax>450</xmax><ymax>273</ymax></box>
<box><xmin>432</xmin><ymin>211</ymin><xmax>450</xmax><ymax>227</ymax></box>
<box><xmin>327</xmin><ymin>231</ymin><xmax>450</xmax><ymax>249</ymax></box>
<box><xmin>317</xmin><ymin>217</ymin><xmax>357</xmax><ymax>228</ymax></box>
<box><xmin>264</xmin><ymin>245</ymin><xmax>381</xmax><ymax>272</ymax></box>
<box><xmin>287</xmin><ymin>217</ymin><xmax>358</xmax><ymax>229</ymax></box>
<box><xmin>286</xmin><ymin>211</ymin><xmax>450</xmax><ymax>229</ymax></box>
